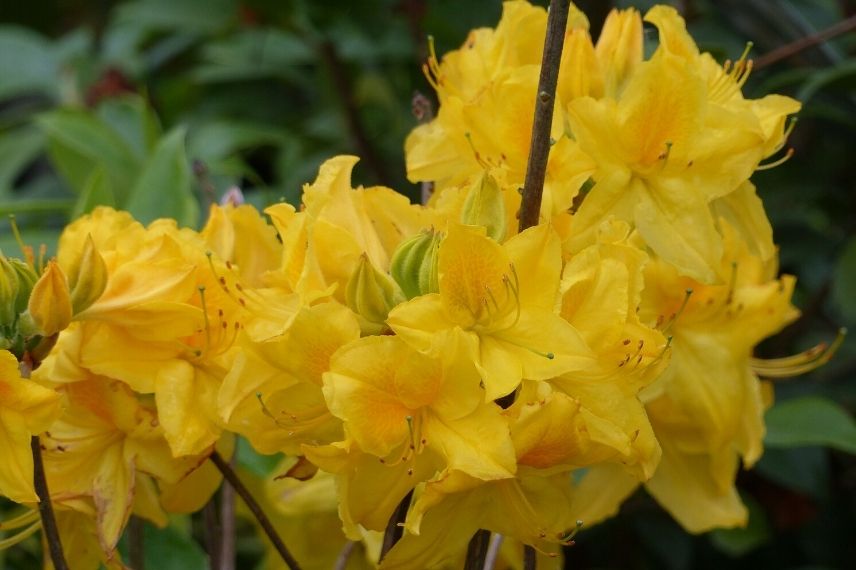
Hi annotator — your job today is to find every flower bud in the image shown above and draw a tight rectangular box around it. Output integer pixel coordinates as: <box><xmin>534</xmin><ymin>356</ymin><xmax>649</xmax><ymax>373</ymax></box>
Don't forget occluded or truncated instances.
<box><xmin>459</xmin><ymin>172</ymin><xmax>506</xmax><ymax>242</ymax></box>
<box><xmin>65</xmin><ymin>235</ymin><xmax>108</xmax><ymax>314</ymax></box>
<box><xmin>346</xmin><ymin>254</ymin><xmax>405</xmax><ymax>335</ymax></box>
<box><xmin>0</xmin><ymin>256</ymin><xmax>20</xmax><ymax>326</ymax></box>
<box><xmin>27</xmin><ymin>260</ymin><xmax>72</xmax><ymax>336</ymax></box>
<box><xmin>390</xmin><ymin>230</ymin><xmax>442</xmax><ymax>300</ymax></box>
<box><xmin>5</xmin><ymin>256</ymin><xmax>38</xmax><ymax>316</ymax></box>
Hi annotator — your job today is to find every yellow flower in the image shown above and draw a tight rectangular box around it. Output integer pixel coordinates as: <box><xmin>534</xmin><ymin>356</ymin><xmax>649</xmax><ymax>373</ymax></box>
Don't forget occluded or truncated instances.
<box><xmin>27</xmin><ymin>260</ymin><xmax>72</xmax><ymax>337</ymax></box>
<box><xmin>389</xmin><ymin>223</ymin><xmax>593</xmax><ymax>400</ymax></box>
<box><xmin>0</xmin><ymin>349</ymin><xmax>60</xmax><ymax>503</ymax></box>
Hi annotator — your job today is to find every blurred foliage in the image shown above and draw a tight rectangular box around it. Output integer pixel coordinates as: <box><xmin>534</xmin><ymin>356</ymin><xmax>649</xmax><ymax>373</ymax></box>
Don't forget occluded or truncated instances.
<box><xmin>0</xmin><ymin>0</ymin><xmax>854</xmax><ymax>568</ymax></box>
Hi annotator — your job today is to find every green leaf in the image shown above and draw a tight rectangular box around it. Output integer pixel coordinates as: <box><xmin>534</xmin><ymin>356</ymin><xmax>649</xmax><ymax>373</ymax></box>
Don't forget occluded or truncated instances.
<box><xmin>755</xmin><ymin>446</ymin><xmax>829</xmax><ymax>498</ymax></box>
<box><xmin>236</xmin><ymin>436</ymin><xmax>281</xmax><ymax>478</ymax></box>
<box><xmin>0</xmin><ymin>26</ymin><xmax>57</xmax><ymax>100</ymax></box>
<box><xmin>72</xmin><ymin>167</ymin><xmax>116</xmax><ymax>218</ymax></box>
<box><xmin>96</xmin><ymin>96</ymin><xmax>163</xmax><ymax>159</ymax></box>
<box><xmin>186</xmin><ymin>120</ymin><xmax>287</xmax><ymax>162</ymax></box>
<box><xmin>115</xmin><ymin>0</ymin><xmax>238</xmax><ymax>35</ymax></box>
<box><xmin>125</xmin><ymin>127</ymin><xmax>199</xmax><ymax>227</ymax></box>
<box><xmin>37</xmin><ymin>109</ymin><xmax>140</xmax><ymax>201</ymax></box>
<box><xmin>709</xmin><ymin>495</ymin><xmax>771</xmax><ymax>557</ymax></box>
<box><xmin>765</xmin><ymin>396</ymin><xmax>856</xmax><ymax>454</ymax></box>
<box><xmin>832</xmin><ymin>237</ymin><xmax>856</xmax><ymax>324</ymax></box>
<box><xmin>0</xmin><ymin>126</ymin><xmax>44</xmax><ymax>197</ymax></box>
<box><xmin>141</xmin><ymin>517</ymin><xmax>207</xmax><ymax>570</ymax></box>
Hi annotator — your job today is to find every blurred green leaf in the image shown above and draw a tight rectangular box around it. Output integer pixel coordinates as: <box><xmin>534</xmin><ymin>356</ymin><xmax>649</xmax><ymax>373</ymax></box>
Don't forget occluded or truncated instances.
<box><xmin>73</xmin><ymin>167</ymin><xmax>115</xmax><ymax>218</ymax></box>
<box><xmin>765</xmin><ymin>396</ymin><xmax>856</xmax><ymax>453</ymax></box>
<box><xmin>0</xmin><ymin>26</ymin><xmax>57</xmax><ymax>100</ymax></box>
<box><xmin>37</xmin><ymin>109</ymin><xmax>140</xmax><ymax>200</ymax></box>
<box><xmin>187</xmin><ymin>120</ymin><xmax>287</xmax><ymax>162</ymax></box>
<box><xmin>115</xmin><ymin>0</ymin><xmax>238</xmax><ymax>35</ymax></box>
<box><xmin>141</xmin><ymin>518</ymin><xmax>207</xmax><ymax>570</ymax></box>
<box><xmin>710</xmin><ymin>496</ymin><xmax>771</xmax><ymax>557</ymax></box>
<box><xmin>96</xmin><ymin>96</ymin><xmax>163</xmax><ymax>159</ymax></box>
<box><xmin>125</xmin><ymin>127</ymin><xmax>198</xmax><ymax>227</ymax></box>
<box><xmin>755</xmin><ymin>446</ymin><xmax>829</xmax><ymax>498</ymax></box>
<box><xmin>0</xmin><ymin>126</ymin><xmax>44</xmax><ymax>197</ymax></box>
<box><xmin>192</xmin><ymin>29</ymin><xmax>313</xmax><ymax>83</ymax></box>
<box><xmin>236</xmin><ymin>436</ymin><xmax>281</xmax><ymax>478</ymax></box>
<box><xmin>832</xmin><ymin>237</ymin><xmax>856</xmax><ymax>324</ymax></box>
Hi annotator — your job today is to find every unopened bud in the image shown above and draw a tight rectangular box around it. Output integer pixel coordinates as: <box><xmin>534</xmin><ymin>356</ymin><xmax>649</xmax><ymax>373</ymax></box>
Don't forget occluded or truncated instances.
<box><xmin>1</xmin><ymin>256</ymin><xmax>20</xmax><ymax>325</ymax></box>
<box><xmin>66</xmin><ymin>235</ymin><xmax>108</xmax><ymax>314</ymax></box>
<box><xmin>390</xmin><ymin>230</ymin><xmax>442</xmax><ymax>299</ymax></box>
<box><xmin>27</xmin><ymin>260</ymin><xmax>72</xmax><ymax>336</ymax></box>
<box><xmin>346</xmin><ymin>254</ymin><xmax>405</xmax><ymax>335</ymax></box>
<box><xmin>459</xmin><ymin>172</ymin><xmax>507</xmax><ymax>242</ymax></box>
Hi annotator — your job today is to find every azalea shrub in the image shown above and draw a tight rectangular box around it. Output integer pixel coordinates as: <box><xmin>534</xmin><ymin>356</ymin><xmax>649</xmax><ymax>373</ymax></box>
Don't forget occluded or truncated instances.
<box><xmin>1</xmin><ymin>1</ymin><xmax>855</xmax><ymax>569</ymax></box>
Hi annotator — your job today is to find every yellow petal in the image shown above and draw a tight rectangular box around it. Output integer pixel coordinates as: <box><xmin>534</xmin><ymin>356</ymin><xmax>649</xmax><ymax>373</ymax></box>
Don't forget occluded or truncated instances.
<box><xmin>28</xmin><ymin>260</ymin><xmax>72</xmax><ymax>336</ymax></box>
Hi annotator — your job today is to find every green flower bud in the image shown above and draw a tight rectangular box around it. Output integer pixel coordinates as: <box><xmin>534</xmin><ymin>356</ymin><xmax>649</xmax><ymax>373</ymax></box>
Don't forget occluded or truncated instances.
<box><xmin>390</xmin><ymin>230</ymin><xmax>441</xmax><ymax>300</ymax></box>
<box><xmin>460</xmin><ymin>171</ymin><xmax>506</xmax><ymax>242</ymax></box>
<box><xmin>8</xmin><ymin>257</ymin><xmax>38</xmax><ymax>315</ymax></box>
<box><xmin>0</xmin><ymin>255</ymin><xmax>19</xmax><ymax>326</ymax></box>
<box><xmin>346</xmin><ymin>254</ymin><xmax>405</xmax><ymax>335</ymax></box>
<box><xmin>67</xmin><ymin>235</ymin><xmax>108</xmax><ymax>315</ymax></box>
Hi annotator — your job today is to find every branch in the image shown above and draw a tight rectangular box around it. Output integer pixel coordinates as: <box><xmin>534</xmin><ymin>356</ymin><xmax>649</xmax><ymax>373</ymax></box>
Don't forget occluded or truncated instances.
<box><xmin>31</xmin><ymin>436</ymin><xmax>69</xmax><ymax>570</ymax></box>
<box><xmin>379</xmin><ymin>489</ymin><xmax>413</xmax><ymax>562</ymax></box>
<box><xmin>753</xmin><ymin>14</ymin><xmax>856</xmax><ymax>70</ymax></box>
<box><xmin>319</xmin><ymin>40</ymin><xmax>392</xmax><ymax>187</ymax></box>
<box><xmin>218</xmin><ymin>452</ymin><xmax>236</xmax><ymax>570</ymax></box>
<box><xmin>463</xmin><ymin>529</ymin><xmax>492</xmax><ymax>570</ymax></box>
<box><xmin>128</xmin><ymin>516</ymin><xmax>145</xmax><ymax>570</ymax></box>
<box><xmin>518</xmin><ymin>0</ymin><xmax>572</xmax><ymax>232</ymax></box>
<box><xmin>209</xmin><ymin>451</ymin><xmax>302</xmax><ymax>570</ymax></box>
<box><xmin>523</xmin><ymin>544</ymin><xmax>537</xmax><ymax>570</ymax></box>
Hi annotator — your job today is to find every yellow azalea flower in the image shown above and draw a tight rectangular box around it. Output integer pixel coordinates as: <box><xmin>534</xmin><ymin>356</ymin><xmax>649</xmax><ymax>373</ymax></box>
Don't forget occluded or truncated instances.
<box><xmin>389</xmin><ymin>223</ymin><xmax>593</xmax><ymax>401</ymax></box>
<box><xmin>323</xmin><ymin>335</ymin><xmax>515</xmax><ymax>479</ymax></box>
<box><xmin>219</xmin><ymin>302</ymin><xmax>359</xmax><ymax>455</ymax></box>
<box><xmin>42</xmin><ymin>376</ymin><xmax>204</xmax><ymax>556</ymax></box>
<box><xmin>573</xmin><ymin>219</ymin><xmax>798</xmax><ymax>532</ymax></box>
<box><xmin>0</xmin><ymin>349</ymin><xmax>61</xmax><ymax>503</ymax></box>
<box><xmin>554</xmin><ymin>220</ymin><xmax>668</xmax><ymax>478</ymax></box>
<box><xmin>201</xmin><ymin>202</ymin><xmax>281</xmax><ymax>288</ymax></box>
<box><xmin>595</xmin><ymin>7</ymin><xmax>643</xmax><ymax>97</ymax></box>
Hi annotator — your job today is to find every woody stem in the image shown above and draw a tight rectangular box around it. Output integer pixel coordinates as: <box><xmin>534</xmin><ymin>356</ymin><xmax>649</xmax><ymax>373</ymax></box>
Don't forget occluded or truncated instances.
<box><xmin>209</xmin><ymin>451</ymin><xmax>302</xmax><ymax>570</ymax></box>
<box><xmin>31</xmin><ymin>435</ymin><xmax>69</xmax><ymax>570</ymax></box>
<box><xmin>518</xmin><ymin>0</ymin><xmax>572</xmax><ymax>232</ymax></box>
<box><xmin>379</xmin><ymin>489</ymin><xmax>414</xmax><ymax>562</ymax></box>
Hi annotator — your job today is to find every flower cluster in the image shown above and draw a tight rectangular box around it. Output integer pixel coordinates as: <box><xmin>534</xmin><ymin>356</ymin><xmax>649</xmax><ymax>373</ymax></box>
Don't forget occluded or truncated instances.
<box><xmin>0</xmin><ymin>2</ymin><xmax>832</xmax><ymax>568</ymax></box>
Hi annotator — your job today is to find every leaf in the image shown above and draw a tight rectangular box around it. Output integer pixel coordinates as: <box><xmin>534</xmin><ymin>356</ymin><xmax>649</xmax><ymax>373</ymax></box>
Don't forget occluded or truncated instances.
<box><xmin>765</xmin><ymin>396</ymin><xmax>856</xmax><ymax>454</ymax></box>
<box><xmin>0</xmin><ymin>126</ymin><xmax>44</xmax><ymax>197</ymax></box>
<box><xmin>37</xmin><ymin>109</ymin><xmax>140</xmax><ymax>201</ymax></box>
<box><xmin>114</xmin><ymin>0</ymin><xmax>238</xmax><ymax>34</ymax></box>
<box><xmin>236</xmin><ymin>436</ymin><xmax>281</xmax><ymax>478</ymax></box>
<box><xmin>0</xmin><ymin>26</ymin><xmax>57</xmax><ymax>100</ymax></box>
<box><xmin>832</xmin><ymin>237</ymin><xmax>856</xmax><ymax>324</ymax></box>
<box><xmin>140</xmin><ymin>517</ymin><xmax>207</xmax><ymax>570</ymax></box>
<box><xmin>755</xmin><ymin>447</ymin><xmax>829</xmax><ymax>498</ymax></box>
<box><xmin>72</xmin><ymin>167</ymin><xmax>116</xmax><ymax>218</ymax></box>
<box><xmin>96</xmin><ymin>95</ymin><xmax>163</xmax><ymax>159</ymax></box>
<box><xmin>709</xmin><ymin>495</ymin><xmax>771</xmax><ymax>557</ymax></box>
<box><xmin>186</xmin><ymin>120</ymin><xmax>288</xmax><ymax>162</ymax></box>
<box><xmin>192</xmin><ymin>29</ymin><xmax>313</xmax><ymax>83</ymax></box>
<box><xmin>125</xmin><ymin>127</ymin><xmax>199</xmax><ymax>227</ymax></box>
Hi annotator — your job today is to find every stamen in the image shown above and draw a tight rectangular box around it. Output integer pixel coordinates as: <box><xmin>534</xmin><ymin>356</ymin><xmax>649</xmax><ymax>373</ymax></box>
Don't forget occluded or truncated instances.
<box><xmin>0</xmin><ymin>521</ymin><xmax>41</xmax><ymax>550</ymax></box>
<box><xmin>663</xmin><ymin>288</ymin><xmax>693</xmax><ymax>333</ymax></box>
<box><xmin>752</xmin><ymin>327</ymin><xmax>846</xmax><ymax>378</ymax></box>
<box><xmin>0</xmin><ymin>509</ymin><xmax>39</xmax><ymax>531</ymax></box>
<box><xmin>7</xmin><ymin>215</ymin><xmax>32</xmax><ymax>266</ymax></box>
<box><xmin>726</xmin><ymin>262</ymin><xmax>738</xmax><ymax>305</ymax></box>
<box><xmin>756</xmin><ymin>148</ymin><xmax>794</xmax><ymax>171</ymax></box>
<box><xmin>559</xmin><ymin>520</ymin><xmax>584</xmax><ymax>545</ymax></box>
<box><xmin>198</xmin><ymin>286</ymin><xmax>212</xmax><ymax>350</ymax></box>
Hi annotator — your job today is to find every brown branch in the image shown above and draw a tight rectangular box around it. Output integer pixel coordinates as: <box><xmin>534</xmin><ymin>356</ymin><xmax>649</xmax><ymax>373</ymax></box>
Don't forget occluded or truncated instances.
<box><xmin>754</xmin><ymin>14</ymin><xmax>856</xmax><ymax>70</ymax></box>
<box><xmin>412</xmin><ymin>91</ymin><xmax>435</xmax><ymax>204</ymax></box>
<box><xmin>334</xmin><ymin>541</ymin><xmax>357</xmax><ymax>570</ymax></box>
<box><xmin>463</xmin><ymin>529</ymin><xmax>492</xmax><ymax>570</ymax></box>
<box><xmin>203</xmin><ymin>498</ymin><xmax>222</xmax><ymax>570</ymax></box>
<box><xmin>218</xmin><ymin>451</ymin><xmax>236</xmax><ymax>570</ymax></box>
<box><xmin>318</xmin><ymin>40</ymin><xmax>392</xmax><ymax>187</ymax></box>
<box><xmin>209</xmin><ymin>451</ymin><xmax>302</xmax><ymax>570</ymax></box>
<box><xmin>128</xmin><ymin>516</ymin><xmax>145</xmax><ymax>570</ymax></box>
<box><xmin>379</xmin><ymin>489</ymin><xmax>413</xmax><ymax>562</ymax></box>
<box><xmin>31</xmin><ymin>436</ymin><xmax>69</xmax><ymax>570</ymax></box>
<box><xmin>518</xmin><ymin>0</ymin><xmax>572</xmax><ymax>232</ymax></box>
<box><xmin>523</xmin><ymin>544</ymin><xmax>537</xmax><ymax>570</ymax></box>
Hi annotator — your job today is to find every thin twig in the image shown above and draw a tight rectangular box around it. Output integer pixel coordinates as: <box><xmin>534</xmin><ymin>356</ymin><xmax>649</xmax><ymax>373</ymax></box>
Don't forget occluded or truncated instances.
<box><xmin>218</xmin><ymin>451</ymin><xmax>237</xmax><ymax>570</ymax></box>
<box><xmin>128</xmin><ymin>516</ymin><xmax>145</xmax><ymax>570</ymax></box>
<box><xmin>463</xmin><ymin>529</ymin><xmax>492</xmax><ymax>570</ymax></box>
<box><xmin>412</xmin><ymin>91</ymin><xmax>435</xmax><ymax>204</ymax></box>
<box><xmin>518</xmin><ymin>0</ymin><xmax>572</xmax><ymax>232</ymax></box>
<box><xmin>754</xmin><ymin>14</ymin><xmax>856</xmax><ymax>70</ymax></box>
<box><xmin>483</xmin><ymin>533</ymin><xmax>504</xmax><ymax>570</ymax></box>
<box><xmin>209</xmin><ymin>451</ymin><xmax>302</xmax><ymax>570</ymax></box>
<box><xmin>379</xmin><ymin>489</ymin><xmax>413</xmax><ymax>562</ymax></box>
<box><xmin>203</xmin><ymin>498</ymin><xmax>222</xmax><ymax>570</ymax></box>
<box><xmin>31</xmin><ymin>436</ymin><xmax>69</xmax><ymax>570</ymax></box>
<box><xmin>318</xmin><ymin>40</ymin><xmax>391</xmax><ymax>187</ymax></box>
<box><xmin>523</xmin><ymin>544</ymin><xmax>537</xmax><ymax>570</ymax></box>
<box><xmin>334</xmin><ymin>541</ymin><xmax>357</xmax><ymax>570</ymax></box>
